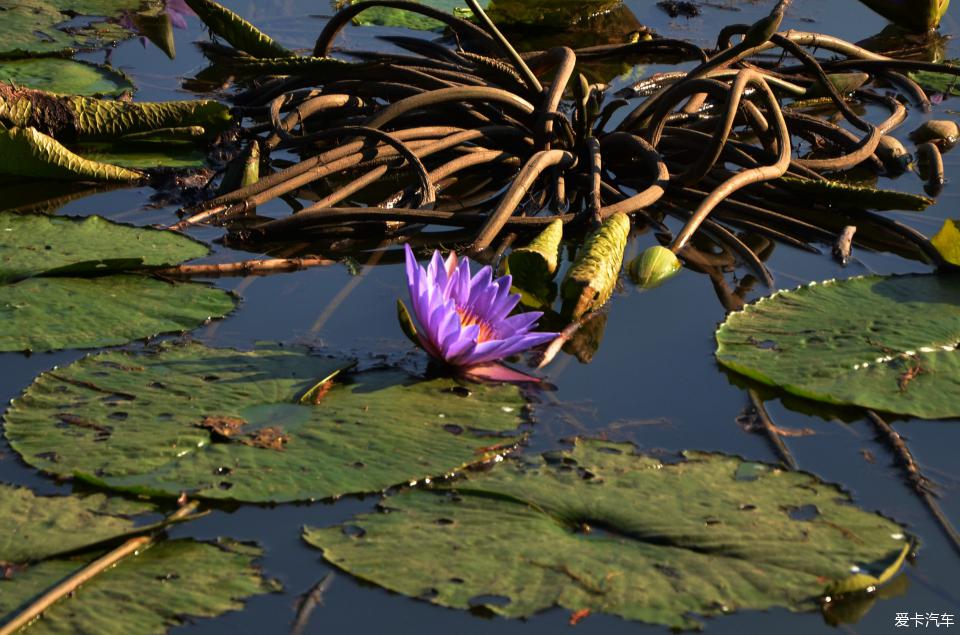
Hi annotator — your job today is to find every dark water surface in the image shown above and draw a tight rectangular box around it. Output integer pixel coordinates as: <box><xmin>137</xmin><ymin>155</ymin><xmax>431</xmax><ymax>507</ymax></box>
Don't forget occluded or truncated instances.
<box><xmin>1</xmin><ymin>1</ymin><xmax>959</xmax><ymax>633</ymax></box>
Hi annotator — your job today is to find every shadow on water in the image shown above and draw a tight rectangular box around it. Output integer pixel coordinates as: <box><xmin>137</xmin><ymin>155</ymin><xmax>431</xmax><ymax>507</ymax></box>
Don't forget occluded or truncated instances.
<box><xmin>1</xmin><ymin>0</ymin><xmax>959</xmax><ymax>633</ymax></box>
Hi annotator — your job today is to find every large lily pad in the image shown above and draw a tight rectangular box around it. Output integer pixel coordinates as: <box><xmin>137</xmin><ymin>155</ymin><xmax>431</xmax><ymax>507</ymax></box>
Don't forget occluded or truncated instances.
<box><xmin>0</xmin><ymin>213</ymin><xmax>235</xmax><ymax>352</ymax></box>
<box><xmin>4</xmin><ymin>341</ymin><xmax>526</xmax><ymax>502</ymax></box>
<box><xmin>715</xmin><ymin>274</ymin><xmax>960</xmax><ymax>419</ymax></box>
<box><xmin>0</xmin><ymin>485</ymin><xmax>275</xmax><ymax>634</ymax></box>
<box><xmin>0</xmin><ymin>0</ymin><xmax>139</xmax><ymax>58</ymax></box>
<box><xmin>0</xmin><ymin>59</ymin><xmax>133</xmax><ymax>96</ymax></box>
<box><xmin>304</xmin><ymin>439</ymin><xmax>910</xmax><ymax>629</ymax></box>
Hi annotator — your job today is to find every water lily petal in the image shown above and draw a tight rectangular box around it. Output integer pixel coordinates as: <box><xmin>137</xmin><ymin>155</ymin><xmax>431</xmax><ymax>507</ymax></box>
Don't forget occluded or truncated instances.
<box><xmin>463</xmin><ymin>362</ymin><xmax>541</xmax><ymax>383</ymax></box>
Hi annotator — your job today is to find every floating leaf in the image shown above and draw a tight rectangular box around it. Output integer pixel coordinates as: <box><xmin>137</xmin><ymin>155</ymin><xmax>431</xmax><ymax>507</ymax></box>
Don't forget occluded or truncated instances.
<box><xmin>0</xmin><ymin>0</ymin><xmax>139</xmax><ymax>57</ymax></box>
<box><xmin>0</xmin><ymin>127</ymin><xmax>142</xmax><ymax>182</ymax></box>
<box><xmin>0</xmin><ymin>84</ymin><xmax>232</xmax><ymax>141</ymax></box>
<box><xmin>0</xmin><ymin>213</ymin><xmax>208</xmax><ymax>282</ymax></box>
<box><xmin>908</xmin><ymin>60</ymin><xmax>960</xmax><ymax>96</ymax></box>
<box><xmin>304</xmin><ymin>439</ymin><xmax>910</xmax><ymax>629</ymax></box>
<box><xmin>0</xmin><ymin>59</ymin><xmax>133</xmax><ymax>96</ymax></box>
<box><xmin>343</xmin><ymin>0</ymin><xmax>486</xmax><ymax>30</ymax></box>
<box><xmin>0</xmin><ymin>484</ymin><xmax>153</xmax><ymax>564</ymax></box>
<box><xmin>931</xmin><ymin>219</ymin><xmax>960</xmax><ymax>266</ymax></box>
<box><xmin>69</xmin><ymin>140</ymin><xmax>207</xmax><ymax>169</ymax></box>
<box><xmin>777</xmin><ymin>176</ymin><xmax>932</xmax><ymax>212</ymax></box>
<box><xmin>184</xmin><ymin>0</ymin><xmax>291</xmax><ymax>58</ymax></box>
<box><xmin>561</xmin><ymin>212</ymin><xmax>629</xmax><ymax>318</ymax></box>
<box><xmin>0</xmin><ymin>540</ymin><xmax>274</xmax><ymax>635</ymax></box>
<box><xmin>629</xmin><ymin>244</ymin><xmax>681</xmax><ymax>289</ymax></box>
<box><xmin>0</xmin><ymin>485</ymin><xmax>276</xmax><ymax>634</ymax></box>
<box><xmin>4</xmin><ymin>342</ymin><xmax>526</xmax><ymax>502</ymax></box>
<box><xmin>0</xmin><ymin>213</ymin><xmax>235</xmax><ymax>352</ymax></box>
<box><xmin>716</xmin><ymin>274</ymin><xmax>960</xmax><ymax>418</ymax></box>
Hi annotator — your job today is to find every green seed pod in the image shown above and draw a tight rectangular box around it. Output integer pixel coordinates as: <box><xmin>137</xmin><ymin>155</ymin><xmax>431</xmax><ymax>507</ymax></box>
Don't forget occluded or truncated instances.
<box><xmin>0</xmin><ymin>126</ymin><xmax>142</xmax><ymax>182</ymax></box>
<box><xmin>560</xmin><ymin>212</ymin><xmax>630</xmax><ymax>319</ymax></box>
<box><xmin>629</xmin><ymin>245</ymin><xmax>681</xmax><ymax>289</ymax></box>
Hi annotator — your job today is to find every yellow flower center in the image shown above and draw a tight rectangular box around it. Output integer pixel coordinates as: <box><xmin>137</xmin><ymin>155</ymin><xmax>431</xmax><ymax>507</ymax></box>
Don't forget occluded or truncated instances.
<box><xmin>456</xmin><ymin>306</ymin><xmax>496</xmax><ymax>343</ymax></box>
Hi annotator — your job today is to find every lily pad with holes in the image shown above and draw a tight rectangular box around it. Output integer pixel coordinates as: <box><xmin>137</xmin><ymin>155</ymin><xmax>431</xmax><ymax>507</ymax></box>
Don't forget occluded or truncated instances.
<box><xmin>3</xmin><ymin>341</ymin><xmax>526</xmax><ymax>502</ymax></box>
<box><xmin>0</xmin><ymin>213</ymin><xmax>235</xmax><ymax>352</ymax></box>
<box><xmin>715</xmin><ymin>274</ymin><xmax>960</xmax><ymax>419</ymax></box>
<box><xmin>0</xmin><ymin>484</ymin><xmax>154</xmax><ymax>564</ymax></box>
<box><xmin>0</xmin><ymin>0</ymin><xmax>139</xmax><ymax>58</ymax></box>
<box><xmin>0</xmin><ymin>59</ymin><xmax>134</xmax><ymax>96</ymax></box>
<box><xmin>304</xmin><ymin>439</ymin><xmax>911</xmax><ymax>629</ymax></box>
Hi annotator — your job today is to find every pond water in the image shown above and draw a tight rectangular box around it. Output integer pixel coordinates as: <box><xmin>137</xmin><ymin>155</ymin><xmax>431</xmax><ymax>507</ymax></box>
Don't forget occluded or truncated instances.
<box><xmin>1</xmin><ymin>1</ymin><xmax>958</xmax><ymax>633</ymax></box>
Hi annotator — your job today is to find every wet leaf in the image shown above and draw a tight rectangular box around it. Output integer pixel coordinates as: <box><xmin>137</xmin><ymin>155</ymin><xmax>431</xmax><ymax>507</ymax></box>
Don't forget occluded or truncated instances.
<box><xmin>0</xmin><ymin>59</ymin><xmax>133</xmax><ymax>96</ymax></box>
<box><xmin>4</xmin><ymin>342</ymin><xmax>527</xmax><ymax>502</ymax></box>
<box><xmin>716</xmin><ymin>274</ymin><xmax>960</xmax><ymax>418</ymax></box>
<box><xmin>776</xmin><ymin>177</ymin><xmax>933</xmax><ymax>212</ymax></box>
<box><xmin>0</xmin><ymin>0</ymin><xmax>139</xmax><ymax>57</ymax></box>
<box><xmin>184</xmin><ymin>0</ymin><xmax>291</xmax><ymax>58</ymax></box>
<box><xmin>857</xmin><ymin>0</ymin><xmax>949</xmax><ymax>32</ymax></box>
<box><xmin>908</xmin><ymin>60</ymin><xmax>960</xmax><ymax>95</ymax></box>
<box><xmin>343</xmin><ymin>0</ymin><xmax>485</xmax><ymax>30</ymax></box>
<box><xmin>506</xmin><ymin>219</ymin><xmax>562</xmax><ymax>307</ymax></box>
<box><xmin>0</xmin><ymin>84</ymin><xmax>232</xmax><ymax>141</ymax></box>
<box><xmin>216</xmin><ymin>139</ymin><xmax>259</xmax><ymax>194</ymax></box>
<box><xmin>0</xmin><ymin>484</ymin><xmax>153</xmax><ymax>564</ymax></box>
<box><xmin>931</xmin><ymin>219</ymin><xmax>960</xmax><ymax>265</ymax></box>
<box><xmin>0</xmin><ymin>213</ymin><xmax>208</xmax><ymax>283</ymax></box>
<box><xmin>0</xmin><ymin>484</ymin><xmax>276</xmax><ymax>634</ymax></box>
<box><xmin>304</xmin><ymin>439</ymin><xmax>910</xmax><ymax>629</ymax></box>
<box><xmin>0</xmin><ymin>127</ymin><xmax>142</xmax><ymax>181</ymax></box>
<box><xmin>0</xmin><ymin>213</ymin><xmax>235</xmax><ymax>352</ymax></box>
<box><xmin>69</xmin><ymin>140</ymin><xmax>207</xmax><ymax>169</ymax></box>
<box><xmin>560</xmin><ymin>212</ymin><xmax>629</xmax><ymax>319</ymax></box>
<box><xmin>0</xmin><ymin>540</ymin><xmax>274</xmax><ymax>635</ymax></box>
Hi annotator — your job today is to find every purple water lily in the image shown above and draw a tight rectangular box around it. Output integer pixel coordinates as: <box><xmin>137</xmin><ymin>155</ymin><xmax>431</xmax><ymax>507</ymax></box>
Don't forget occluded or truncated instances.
<box><xmin>402</xmin><ymin>245</ymin><xmax>556</xmax><ymax>382</ymax></box>
<box><xmin>164</xmin><ymin>0</ymin><xmax>195</xmax><ymax>30</ymax></box>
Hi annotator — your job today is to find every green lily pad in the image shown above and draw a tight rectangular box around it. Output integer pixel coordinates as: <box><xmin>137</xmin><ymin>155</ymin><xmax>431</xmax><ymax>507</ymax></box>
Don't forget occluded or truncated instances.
<box><xmin>0</xmin><ymin>485</ymin><xmax>276</xmax><ymax>634</ymax></box>
<box><xmin>0</xmin><ymin>0</ymin><xmax>140</xmax><ymax>58</ymax></box>
<box><xmin>304</xmin><ymin>439</ymin><xmax>911</xmax><ymax>629</ymax></box>
<box><xmin>69</xmin><ymin>140</ymin><xmax>207</xmax><ymax>169</ymax></box>
<box><xmin>4</xmin><ymin>341</ymin><xmax>526</xmax><ymax>502</ymax></box>
<box><xmin>1</xmin><ymin>540</ymin><xmax>274</xmax><ymax>635</ymax></box>
<box><xmin>344</xmin><ymin>0</ymin><xmax>485</xmax><ymax>30</ymax></box>
<box><xmin>907</xmin><ymin>60</ymin><xmax>960</xmax><ymax>95</ymax></box>
<box><xmin>716</xmin><ymin>274</ymin><xmax>960</xmax><ymax>419</ymax></box>
<box><xmin>0</xmin><ymin>59</ymin><xmax>133</xmax><ymax>96</ymax></box>
<box><xmin>0</xmin><ymin>484</ymin><xmax>154</xmax><ymax>564</ymax></box>
<box><xmin>0</xmin><ymin>213</ymin><xmax>235</xmax><ymax>352</ymax></box>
